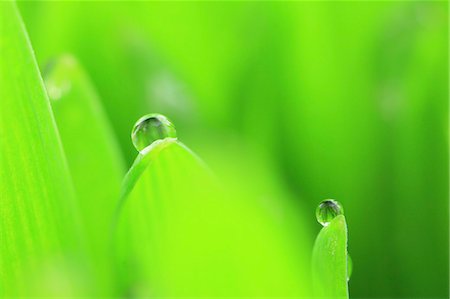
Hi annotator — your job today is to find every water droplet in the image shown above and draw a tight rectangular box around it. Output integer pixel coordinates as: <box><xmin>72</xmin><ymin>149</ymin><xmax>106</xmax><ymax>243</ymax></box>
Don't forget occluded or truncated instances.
<box><xmin>347</xmin><ymin>254</ymin><xmax>353</xmax><ymax>281</ymax></box>
<box><xmin>131</xmin><ymin>114</ymin><xmax>177</xmax><ymax>152</ymax></box>
<box><xmin>315</xmin><ymin>199</ymin><xmax>344</xmax><ymax>226</ymax></box>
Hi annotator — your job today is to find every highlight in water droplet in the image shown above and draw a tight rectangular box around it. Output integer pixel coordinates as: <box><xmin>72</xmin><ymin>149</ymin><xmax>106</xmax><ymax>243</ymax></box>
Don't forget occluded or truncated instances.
<box><xmin>347</xmin><ymin>254</ymin><xmax>353</xmax><ymax>281</ymax></box>
<box><xmin>315</xmin><ymin>199</ymin><xmax>344</xmax><ymax>226</ymax></box>
<box><xmin>131</xmin><ymin>113</ymin><xmax>177</xmax><ymax>152</ymax></box>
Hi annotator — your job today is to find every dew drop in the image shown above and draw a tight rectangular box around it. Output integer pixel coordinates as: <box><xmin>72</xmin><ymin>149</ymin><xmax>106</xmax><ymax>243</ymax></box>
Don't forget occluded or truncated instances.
<box><xmin>131</xmin><ymin>113</ymin><xmax>177</xmax><ymax>152</ymax></box>
<box><xmin>347</xmin><ymin>254</ymin><xmax>353</xmax><ymax>281</ymax></box>
<box><xmin>315</xmin><ymin>199</ymin><xmax>344</xmax><ymax>226</ymax></box>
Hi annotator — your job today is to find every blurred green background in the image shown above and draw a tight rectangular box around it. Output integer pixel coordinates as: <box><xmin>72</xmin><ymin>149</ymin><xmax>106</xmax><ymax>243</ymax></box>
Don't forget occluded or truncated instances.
<box><xmin>18</xmin><ymin>1</ymin><xmax>448</xmax><ymax>298</ymax></box>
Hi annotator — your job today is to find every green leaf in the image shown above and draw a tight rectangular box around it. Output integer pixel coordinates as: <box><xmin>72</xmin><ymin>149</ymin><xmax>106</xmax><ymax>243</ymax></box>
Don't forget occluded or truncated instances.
<box><xmin>43</xmin><ymin>54</ymin><xmax>125</xmax><ymax>294</ymax></box>
<box><xmin>312</xmin><ymin>215</ymin><xmax>349</xmax><ymax>299</ymax></box>
<box><xmin>0</xmin><ymin>3</ymin><xmax>90</xmax><ymax>296</ymax></box>
<box><xmin>114</xmin><ymin>139</ymin><xmax>312</xmax><ymax>297</ymax></box>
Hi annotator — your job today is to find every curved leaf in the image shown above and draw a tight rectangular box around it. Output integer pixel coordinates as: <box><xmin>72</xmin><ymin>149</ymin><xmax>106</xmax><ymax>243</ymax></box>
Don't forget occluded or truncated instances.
<box><xmin>312</xmin><ymin>215</ymin><xmax>349</xmax><ymax>299</ymax></box>
<box><xmin>0</xmin><ymin>3</ymin><xmax>91</xmax><ymax>296</ymax></box>
<box><xmin>43</xmin><ymin>54</ymin><xmax>126</xmax><ymax>295</ymax></box>
<box><xmin>114</xmin><ymin>139</ymin><xmax>312</xmax><ymax>297</ymax></box>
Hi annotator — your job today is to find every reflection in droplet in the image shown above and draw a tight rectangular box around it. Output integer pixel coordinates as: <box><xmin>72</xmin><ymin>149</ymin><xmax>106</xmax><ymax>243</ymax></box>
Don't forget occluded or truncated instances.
<box><xmin>315</xmin><ymin>199</ymin><xmax>344</xmax><ymax>227</ymax></box>
<box><xmin>131</xmin><ymin>113</ymin><xmax>177</xmax><ymax>152</ymax></box>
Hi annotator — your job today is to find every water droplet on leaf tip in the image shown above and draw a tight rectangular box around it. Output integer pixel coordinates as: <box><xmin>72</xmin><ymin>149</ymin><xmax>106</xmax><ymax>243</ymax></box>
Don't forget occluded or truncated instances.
<box><xmin>315</xmin><ymin>199</ymin><xmax>344</xmax><ymax>227</ymax></box>
<box><xmin>131</xmin><ymin>113</ymin><xmax>177</xmax><ymax>152</ymax></box>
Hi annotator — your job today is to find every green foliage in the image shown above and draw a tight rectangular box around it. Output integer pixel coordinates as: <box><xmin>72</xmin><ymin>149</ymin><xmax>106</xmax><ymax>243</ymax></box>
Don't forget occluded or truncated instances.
<box><xmin>0</xmin><ymin>3</ymin><xmax>90</xmax><ymax>296</ymax></box>
<box><xmin>312</xmin><ymin>215</ymin><xmax>349</xmax><ymax>299</ymax></box>
<box><xmin>0</xmin><ymin>1</ymin><xmax>447</xmax><ymax>297</ymax></box>
<box><xmin>43</xmin><ymin>55</ymin><xmax>125</xmax><ymax>295</ymax></box>
<box><xmin>115</xmin><ymin>140</ymin><xmax>313</xmax><ymax>297</ymax></box>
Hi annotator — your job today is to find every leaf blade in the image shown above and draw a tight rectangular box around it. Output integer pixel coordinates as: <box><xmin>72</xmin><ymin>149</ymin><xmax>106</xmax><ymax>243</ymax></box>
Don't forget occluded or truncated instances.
<box><xmin>0</xmin><ymin>3</ymin><xmax>89</xmax><ymax>296</ymax></box>
<box><xmin>43</xmin><ymin>54</ymin><xmax>126</xmax><ymax>295</ymax></box>
<box><xmin>115</xmin><ymin>140</ymin><xmax>312</xmax><ymax>297</ymax></box>
<box><xmin>312</xmin><ymin>215</ymin><xmax>349</xmax><ymax>299</ymax></box>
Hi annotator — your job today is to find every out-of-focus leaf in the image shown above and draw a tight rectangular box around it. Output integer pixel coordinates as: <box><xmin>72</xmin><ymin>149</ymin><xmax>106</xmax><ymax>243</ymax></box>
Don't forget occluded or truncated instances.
<box><xmin>43</xmin><ymin>54</ymin><xmax>125</xmax><ymax>295</ymax></box>
<box><xmin>312</xmin><ymin>215</ymin><xmax>349</xmax><ymax>299</ymax></box>
<box><xmin>0</xmin><ymin>3</ymin><xmax>90</xmax><ymax>296</ymax></box>
<box><xmin>114</xmin><ymin>139</ymin><xmax>312</xmax><ymax>297</ymax></box>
